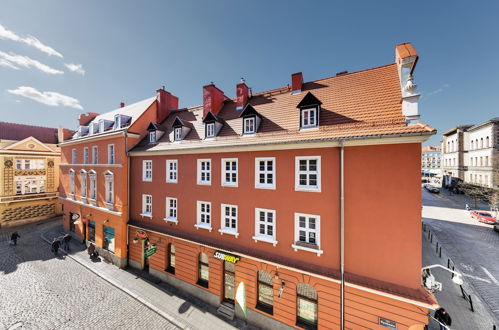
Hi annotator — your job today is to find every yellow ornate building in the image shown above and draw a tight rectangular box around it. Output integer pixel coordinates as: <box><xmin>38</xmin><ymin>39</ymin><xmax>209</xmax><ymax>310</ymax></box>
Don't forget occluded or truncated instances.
<box><xmin>0</xmin><ymin>122</ymin><xmax>72</xmax><ymax>228</ymax></box>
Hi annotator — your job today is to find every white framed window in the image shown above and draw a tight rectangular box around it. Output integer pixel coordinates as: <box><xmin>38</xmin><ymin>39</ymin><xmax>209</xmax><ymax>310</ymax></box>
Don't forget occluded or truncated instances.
<box><xmin>295</xmin><ymin>156</ymin><xmax>321</xmax><ymax>192</ymax></box>
<box><xmin>206</xmin><ymin>123</ymin><xmax>215</xmax><ymax>138</ymax></box>
<box><xmin>108</xmin><ymin>144</ymin><xmax>115</xmax><ymax>164</ymax></box>
<box><xmin>114</xmin><ymin>115</ymin><xmax>121</xmax><ymax>129</ymax></box>
<box><xmin>292</xmin><ymin>213</ymin><xmax>323</xmax><ymax>255</ymax></box>
<box><xmin>166</xmin><ymin>159</ymin><xmax>178</xmax><ymax>183</ymax></box>
<box><xmin>141</xmin><ymin>194</ymin><xmax>152</xmax><ymax>217</ymax></box>
<box><xmin>301</xmin><ymin>108</ymin><xmax>318</xmax><ymax>128</ymax></box>
<box><xmin>104</xmin><ymin>171</ymin><xmax>114</xmax><ymax>204</ymax></box>
<box><xmin>69</xmin><ymin>169</ymin><xmax>75</xmax><ymax>197</ymax></box>
<box><xmin>165</xmin><ymin>197</ymin><xmax>178</xmax><ymax>223</ymax></box>
<box><xmin>253</xmin><ymin>208</ymin><xmax>277</xmax><ymax>246</ymax></box>
<box><xmin>221</xmin><ymin>158</ymin><xmax>238</xmax><ymax>187</ymax></box>
<box><xmin>197</xmin><ymin>159</ymin><xmax>211</xmax><ymax>185</ymax></box>
<box><xmin>219</xmin><ymin>204</ymin><xmax>238</xmax><ymax>237</ymax></box>
<box><xmin>99</xmin><ymin>120</ymin><xmax>105</xmax><ymax>133</ymax></box>
<box><xmin>83</xmin><ymin>147</ymin><xmax>89</xmax><ymax>164</ymax></box>
<box><xmin>174</xmin><ymin>127</ymin><xmax>182</xmax><ymax>141</ymax></box>
<box><xmin>92</xmin><ymin>146</ymin><xmax>98</xmax><ymax>164</ymax></box>
<box><xmin>143</xmin><ymin>160</ymin><xmax>152</xmax><ymax>181</ymax></box>
<box><xmin>149</xmin><ymin>131</ymin><xmax>156</xmax><ymax>144</ymax></box>
<box><xmin>72</xmin><ymin>148</ymin><xmax>77</xmax><ymax>164</ymax></box>
<box><xmin>243</xmin><ymin>117</ymin><xmax>256</xmax><ymax>134</ymax></box>
<box><xmin>255</xmin><ymin>157</ymin><xmax>275</xmax><ymax>189</ymax></box>
<box><xmin>195</xmin><ymin>201</ymin><xmax>212</xmax><ymax>231</ymax></box>
<box><xmin>89</xmin><ymin>170</ymin><xmax>97</xmax><ymax>201</ymax></box>
<box><xmin>80</xmin><ymin>170</ymin><xmax>87</xmax><ymax>199</ymax></box>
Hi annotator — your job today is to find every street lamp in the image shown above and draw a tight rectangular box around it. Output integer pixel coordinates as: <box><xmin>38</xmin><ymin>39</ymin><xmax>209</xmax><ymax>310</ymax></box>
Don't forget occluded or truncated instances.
<box><xmin>421</xmin><ymin>264</ymin><xmax>463</xmax><ymax>293</ymax></box>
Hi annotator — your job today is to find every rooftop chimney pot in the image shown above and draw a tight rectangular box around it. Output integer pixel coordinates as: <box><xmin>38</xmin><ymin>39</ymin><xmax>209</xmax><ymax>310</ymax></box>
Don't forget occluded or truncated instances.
<box><xmin>120</xmin><ymin>102</ymin><xmax>125</xmax><ymax>108</ymax></box>
<box><xmin>236</xmin><ymin>81</ymin><xmax>249</xmax><ymax>110</ymax></box>
<box><xmin>291</xmin><ymin>72</ymin><xmax>303</xmax><ymax>94</ymax></box>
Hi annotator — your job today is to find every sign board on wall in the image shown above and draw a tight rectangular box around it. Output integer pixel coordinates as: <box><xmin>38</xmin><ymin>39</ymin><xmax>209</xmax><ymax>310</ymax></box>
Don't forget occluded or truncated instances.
<box><xmin>145</xmin><ymin>247</ymin><xmax>157</xmax><ymax>258</ymax></box>
<box><xmin>379</xmin><ymin>317</ymin><xmax>397</xmax><ymax>329</ymax></box>
<box><xmin>213</xmin><ymin>251</ymin><xmax>240</xmax><ymax>264</ymax></box>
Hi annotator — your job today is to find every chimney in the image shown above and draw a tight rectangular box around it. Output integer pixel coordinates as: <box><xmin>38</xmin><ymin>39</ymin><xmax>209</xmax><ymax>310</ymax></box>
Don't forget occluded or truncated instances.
<box><xmin>203</xmin><ymin>83</ymin><xmax>225</xmax><ymax>117</ymax></box>
<box><xmin>120</xmin><ymin>102</ymin><xmax>125</xmax><ymax>108</ymax></box>
<box><xmin>57</xmin><ymin>126</ymin><xmax>64</xmax><ymax>143</ymax></box>
<box><xmin>291</xmin><ymin>72</ymin><xmax>303</xmax><ymax>94</ymax></box>
<box><xmin>78</xmin><ymin>112</ymin><xmax>99</xmax><ymax>126</ymax></box>
<box><xmin>395</xmin><ymin>42</ymin><xmax>420</xmax><ymax>125</ymax></box>
<box><xmin>156</xmin><ymin>88</ymin><xmax>179</xmax><ymax>124</ymax></box>
<box><xmin>236</xmin><ymin>81</ymin><xmax>249</xmax><ymax>110</ymax></box>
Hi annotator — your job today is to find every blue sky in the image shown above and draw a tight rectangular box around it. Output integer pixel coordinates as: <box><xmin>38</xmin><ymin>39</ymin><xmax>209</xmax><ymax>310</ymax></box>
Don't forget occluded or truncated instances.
<box><xmin>1</xmin><ymin>1</ymin><xmax>498</xmax><ymax>146</ymax></box>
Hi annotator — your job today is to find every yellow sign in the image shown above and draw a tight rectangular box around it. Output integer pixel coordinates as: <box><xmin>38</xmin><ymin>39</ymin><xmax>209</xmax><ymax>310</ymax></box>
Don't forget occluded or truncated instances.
<box><xmin>214</xmin><ymin>251</ymin><xmax>240</xmax><ymax>263</ymax></box>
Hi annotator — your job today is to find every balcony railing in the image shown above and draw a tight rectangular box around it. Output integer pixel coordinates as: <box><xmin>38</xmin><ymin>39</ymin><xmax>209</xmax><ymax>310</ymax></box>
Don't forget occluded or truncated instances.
<box><xmin>0</xmin><ymin>191</ymin><xmax>58</xmax><ymax>203</ymax></box>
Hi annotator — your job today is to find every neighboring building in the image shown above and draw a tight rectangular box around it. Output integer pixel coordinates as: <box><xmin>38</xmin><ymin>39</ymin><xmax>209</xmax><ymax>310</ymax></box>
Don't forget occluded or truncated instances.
<box><xmin>421</xmin><ymin>146</ymin><xmax>442</xmax><ymax>180</ymax></box>
<box><xmin>59</xmin><ymin>93</ymin><xmax>178</xmax><ymax>267</ymax></box>
<box><xmin>465</xmin><ymin>118</ymin><xmax>499</xmax><ymax>188</ymax></box>
<box><xmin>0</xmin><ymin>122</ymin><xmax>71</xmax><ymax>228</ymax></box>
<box><xmin>127</xmin><ymin>43</ymin><xmax>437</xmax><ymax>329</ymax></box>
<box><xmin>441</xmin><ymin>125</ymin><xmax>472</xmax><ymax>180</ymax></box>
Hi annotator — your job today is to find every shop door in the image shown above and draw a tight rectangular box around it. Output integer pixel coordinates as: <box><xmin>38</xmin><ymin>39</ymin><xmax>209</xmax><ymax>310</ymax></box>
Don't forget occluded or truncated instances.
<box><xmin>223</xmin><ymin>261</ymin><xmax>235</xmax><ymax>303</ymax></box>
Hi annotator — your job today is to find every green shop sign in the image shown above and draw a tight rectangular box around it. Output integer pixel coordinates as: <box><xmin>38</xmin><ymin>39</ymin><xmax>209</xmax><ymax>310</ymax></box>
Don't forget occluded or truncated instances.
<box><xmin>145</xmin><ymin>247</ymin><xmax>157</xmax><ymax>258</ymax></box>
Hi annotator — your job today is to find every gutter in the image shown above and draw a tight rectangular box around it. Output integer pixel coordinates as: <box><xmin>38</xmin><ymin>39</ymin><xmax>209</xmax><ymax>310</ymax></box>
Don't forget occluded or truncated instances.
<box><xmin>339</xmin><ymin>140</ymin><xmax>345</xmax><ymax>329</ymax></box>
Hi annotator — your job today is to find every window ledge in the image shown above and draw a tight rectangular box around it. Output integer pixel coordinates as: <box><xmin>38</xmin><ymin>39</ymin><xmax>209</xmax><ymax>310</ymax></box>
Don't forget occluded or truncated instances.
<box><xmin>104</xmin><ymin>202</ymin><xmax>114</xmax><ymax>211</ymax></box>
<box><xmin>299</xmin><ymin>126</ymin><xmax>320</xmax><ymax>131</ymax></box>
<box><xmin>140</xmin><ymin>213</ymin><xmax>153</xmax><ymax>218</ymax></box>
<box><xmin>219</xmin><ymin>228</ymin><xmax>239</xmax><ymax>238</ymax></box>
<box><xmin>142</xmin><ymin>178</ymin><xmax>152</xmax><ymax>182</ymax></box>
<box><xmin>166</xmin><ymin>180</ymin><xmax>178</xmax><ymax>184</ymax></box>
<box><xmin>252</xmin><ymin>236</ymin><xmax>278</xmax><ymax>246</ymax></box>
<box><xmin>295</xmin><ymin>186</ymin><xmax>321</xmax><ymax>193</ymax></box>
<box><xmin>291</xmin><ymin>244</ymin><xmax>323</xmax><ymax>256</ymax></box>
<box><xmin>89</xmin><ymin>199</ymin><xmax>97</xmax><ymax>206</ymax></box>
<box><xmin>221</xmin><ymin>183</ymin><xmax>238</xmax><ymax>188</ymax></box>
<box><xmin>255</xmin><ymin>184</ymin><xmax>276</xmax><ymax>190</ymax></box>
<box><xmin>197</xmin><ymin>182</ymin><xmax>211</xmax><ymax>186</ymax></box>
<box><xmin>163</xmin><ymin>217</ymin><xmax>178</xmax><ymax>224</ymax></box>
<box><xmin>194</xmin><ymin>223</ymin><xmax>212</xmax><ymax>232</ymax></box>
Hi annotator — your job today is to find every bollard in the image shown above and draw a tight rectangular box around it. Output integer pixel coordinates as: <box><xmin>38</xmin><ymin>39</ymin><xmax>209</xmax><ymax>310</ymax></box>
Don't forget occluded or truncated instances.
<box><xmin>469</xmin><ymin>294</ymin><xmax>474</xmax><ymax>312</ymax></box>
<box><xmin>447</xmin><ymin>259</ymin><xmax>450</xmax><ymax>269</ymax></box>
<box><xmin>428</xmin><ymin>230</ymin><xmax>431</xmax><ymax>240</ymax></box>
<box><xmin>430</xmin><ymin>233</ymin><xmax>433</xmax><ymax>243</ymax></box>
<box><xmin>493</xmin><ymin>325</ymin><xmax>496</xmax><ymax>330</ymax></box>
<box><xmin>439</xmin><ymin>246</ymin><xmax>442</xmax><ymax>258</ymax></box>
<box><xmin>436</xmin><ymin>242</ymin><xmax>439</xmax><ymax>253</ymax></box>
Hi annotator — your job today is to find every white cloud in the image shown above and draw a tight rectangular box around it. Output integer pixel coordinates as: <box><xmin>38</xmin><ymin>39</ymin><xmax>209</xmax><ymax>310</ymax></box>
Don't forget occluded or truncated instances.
<box><xmin>64</xmin><ymin>63</ymin><xmax>85</xmax><ymax>75</ymax></box>
<box><xmin>0</xmin><ymin>24</ymin><xmax>63</xmax><ymax>57</ymax></box>
<box><xmin>422</xmin><ymin>83</ymin><xmax>450</xmax><ymax>100</ymax></box>
<box><xmin>7</xmin><ymin>86</ymin><xmax>83</xmax><ymax>110</ymax></box>
<box><xmin>0</xmin><ymin>51</ymin><xmax>64</xmax><ymax>75</ymax></box>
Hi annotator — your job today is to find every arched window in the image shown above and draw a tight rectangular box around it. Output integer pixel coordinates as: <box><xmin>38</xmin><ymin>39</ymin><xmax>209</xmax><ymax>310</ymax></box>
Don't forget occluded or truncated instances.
<box><xmin>104</xmin><ymin>170</ymin><xmax>114</xmax><ymax>204</ymax></box>
<box><xmin>69</xmin><ymin>169</ymin><xmax>75</xmax><ymax>197</ymax></box>
<box><xmin>89</xmin><ymin>170</ymin><xmax>97</xmax><ymax>201</ymax></box>
<box><xmin>486</xmin><ymin>136</ymin><xmax>490</xmax><ymax>148</ymax></box>
<box><xmin>296</xmin><ymin>283</ymin><xmax>318</xmax><ymax>328</ymax></box>
<box><xmin>80</xmin><ymin>169</ymin><xmax>87</xmax><ymax>199</ymax></box>
<box><xmin>166</xmin><ymin>243</ymin><xmax>175</xmax><ymax>274</ymax></box>
<box><xmin>480</xmin><ymin>138</ymin><xmax>484</xmax><ymax>149</ymax></box>
<box><xmin>197</xmin><ymin>252</ymin><xmax>209</xmax><ymax>287</ymax></box>
<box><xmin>471</xmin><ymin>140</ymin><xmax>474</xmax><ymax>150</ymax></box>
<box><xmin>256</xmin><ymin>270</ymin><xmax>274</xmax><ymax>314</ymax></box>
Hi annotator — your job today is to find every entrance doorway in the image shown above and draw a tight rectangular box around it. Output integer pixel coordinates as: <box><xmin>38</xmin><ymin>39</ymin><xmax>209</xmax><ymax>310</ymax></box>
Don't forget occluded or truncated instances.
<box><xmin>223</xmin><ymin>261</ymin><xmax>235</xmax><ymax>304</ymax></box>
<box><xmin>142</xmin><ymin>239</ymin><xmax>150</xmax><ymax>272</ymax></box>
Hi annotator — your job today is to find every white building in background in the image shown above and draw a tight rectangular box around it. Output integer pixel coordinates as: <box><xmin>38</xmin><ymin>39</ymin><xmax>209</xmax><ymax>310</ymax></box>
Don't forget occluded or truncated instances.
<box><xmin>441</xmin><ymin>125</ymin><xmax>472</xmax><ymax>180</ymax></box>
<box><xmin>421</xmin><ymin>146</ymin><xmax>442</xmax><ymax>181</ymax></box>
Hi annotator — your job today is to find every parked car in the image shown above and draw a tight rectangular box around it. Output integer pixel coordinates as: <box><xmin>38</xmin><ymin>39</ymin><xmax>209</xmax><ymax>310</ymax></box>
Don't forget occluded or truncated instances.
<box><xmin>470</xmin><ymin>211</ymin><xmax>497</xmax><ymax>224</ymax></box>
<box><xmin>494</xmin><ymin>224</ymin><xmax>499</xmax><ymax>233</ymax></box>
<box><xmin>424</xmin><ymin>184</ymin><xmax>440</xmax><ymax>194</ymax></box>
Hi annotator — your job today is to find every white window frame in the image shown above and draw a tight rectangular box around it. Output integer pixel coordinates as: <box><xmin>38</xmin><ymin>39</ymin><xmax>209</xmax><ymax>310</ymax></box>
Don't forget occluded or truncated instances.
<box><xmin>253</xmin><ymin>208</ymin><xmax>277</xmax><ymax>246</ymax></box>
<box><xmin>164</xmin><ymin>197</ymin><xmax>178</xmax><ymax>223</ymax></box>
<box><xmin>301</xmin><ymin>108</ymin><xmax>318</xmax><ymax>129</ymax></box>
<box><xmin>206</xmin><ymin>122</ymin><xmax>215</xmax><ymax>138</ymax></box>
<box><xmin>166</xmin><ymin>159</ymin><xmax>178</xmax><ymax>183</ymax></box>
<box><xmin>142</xmin><ymin>160</ymin><xmax>152</xmax><ymax>182</ymax></box>
<box><xmin>72</xmin><ymin>148</ymin><xmax>77</xmax><ymax>164</ymax></box>
<box><xmin>104</xmin><ymin>171</ymin><xmax>114</xmax><ymax>205</ymax></box>
<box><xmin>174</xmin><ymin>127</ymin><xmax>182</xmax><ymax>141</ymax></box>
<box><xmin>89</xmin><ymin>170</ymin><xmax>97</xmax><ymax>202</ymax></box>
<box><xmin>149</xmin><ymin>130</ymin><xmax>156</xmax><ymax>144</ymax></box>
<box><xmin>195</xmin><ymin>201</ymin><xmax>212</xmax><ymax>231</ymax></box>
<box><xmin>108</xmin><ymin>144</ymin><xmax>115</xmax><ymax>164</ymax></box>
<box><xmin>295</xmin><ymin>156</ymin><xmax>321</xmax><ymax>192</ymax></box>
<box><xmin>69</xmin><ymin>169</ymin><xmax>75</xmax><ymax>198</ymax></box>
<box><xmin>255</xmin><ymin>157</ymin><xmax>276</xmax><ymax>189</ymax></box>
<box><xmin>197</xmin><ymin>159</ymin><xmax>211</xmax><ymax>185</ymax></box>
<box><xmin>80</xmin><ymin>170</ymin><xmax>87</xmax><ymax>200</ymax></box>
<box><xmin>83</xmin><ymin>147</ymin><xmax>89</xmax><ymax>164</ymax></box>
<box><xmin>292</xmin><ymin>213</ymin><xmax>323</xmax><ymax>256</ymax></box>
<box><xmin>114</xmin><ymin>114</ymin><xmax>121</xmax><ymax>130</ymax></box>
<box><xmin>141</xmin><ymin>194</ymin><xmax>152</xmax><ymax>218</ymax></box>
<box><xmin>92</xmin><ymin>146</ymin><xmax>98</xmax><ymax>164</ymax></box>
<box><xmin>99</xmin><ymin>120</ymin><xmax>105</xmax><ymax>133</ymax></box>
<box><xmin>221</xmin><ymin>158</ymin><xmax>238</xmax><ymax>187</ymax></box>
<box><xmin>243</xmin><ymin>117</ymin><xmax>256</xmax><ymax>134</ymax></box>
<box><xmin>219</xmin><ymin>204</ymin><xmax>239</xmax><ymax>237</ymax></box>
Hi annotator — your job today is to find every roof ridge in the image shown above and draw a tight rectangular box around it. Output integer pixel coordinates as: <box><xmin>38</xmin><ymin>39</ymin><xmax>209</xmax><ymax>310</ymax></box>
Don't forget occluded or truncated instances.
<box><xmin>0</xmin><ymin>121</ymin><xmax>65</xmax><ymax>131</ymax></box>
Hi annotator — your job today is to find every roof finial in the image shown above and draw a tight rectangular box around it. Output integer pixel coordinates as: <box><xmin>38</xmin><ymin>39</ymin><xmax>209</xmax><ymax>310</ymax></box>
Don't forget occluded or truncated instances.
<box><xmin>404</xmin><ymin>75</ymin><xmax>417</xmax><ymax>95</ymax></box>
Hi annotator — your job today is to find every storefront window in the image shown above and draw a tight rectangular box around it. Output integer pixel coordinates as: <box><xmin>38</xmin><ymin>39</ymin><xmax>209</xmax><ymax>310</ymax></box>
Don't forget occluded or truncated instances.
<box><xmin>197</xmin><ymin>252</ymin><xmax>209</xmax><ymax>288</ymax></box>
<box><xmin>256</xmin><ymin>270</ymin><xmax>274</xmax><ymax>314</ymax></box>
<box><xmin>103</xmin><ymin>226</ymin><xmax>115</xmax><ymax>253</ymax></box>
<box><xmin>166</xmin><ymin>243</ymin><xmax>175</xmax><ymax>274</ymax></box>
<box><xmin>88</xmin><ymin>221</ymin><xmax>96</xmax><ymax>242</ymax></box>
<box><xmin>296</xmin><ymin>283</ymin><xmax>318</xmax><ymax>329</ymax></box>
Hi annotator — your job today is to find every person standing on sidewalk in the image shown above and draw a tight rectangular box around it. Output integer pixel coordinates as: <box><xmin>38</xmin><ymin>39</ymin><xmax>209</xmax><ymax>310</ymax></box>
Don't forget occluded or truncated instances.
<box><xmin>434</xmin><ymin>307</ymin><xmax>452</xmax><ymax>330</ymax></box>
<box><xmin>62</xmin><ymin>233</ymin><xmax>72</xmax><ymax>251</ymax></box>
<box><xmin>51</xmin><ymin>238</ymin><xmax>61</xmax><ymax>256</ymax></box>
<box><xmin>10</xmin><ymin>232</ymin><xmax>20</xmax><ymax>245</ymax></box>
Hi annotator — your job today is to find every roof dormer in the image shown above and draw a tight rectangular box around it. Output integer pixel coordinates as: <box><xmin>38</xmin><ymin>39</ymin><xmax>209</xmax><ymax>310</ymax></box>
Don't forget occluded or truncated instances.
<box><xmin>98</xmin><ymin>119</ymin><xmax>114</xmax><ymax>133</ymax></box>
<box><xmin>147</xmin><ymin>122</ymin><xmax>159</xmax><ymax>145</ymax></box>
<box><xmin>296</xmin><ymin>92</ymin><xmax>322</xmax><ymax>130</ymax></box>
<box><xmin>172</xmin><ymin>117</ymin><xmax>192</xmax><ymax>142</ymax></box>
<box><xmin>88</xmin><ymin>122</ymin><xmax>99</xmax><ymax>135</ymax></box>
<box><xmin>114</xmin><ymin>114</ymin><xmax>132</xmax><ymax>130</ymax></box>
<box><xmin>202</xmin><ymin>111</ymin><xmax>223</xmax><ymax>139</ymax></box>
<box><xmin>78</xmin><ymin>125</ymin><xmax>89</xmax><ymax>137</ymax></box>
<box><xmin>239</xmin><ymin>104</ymin><xmax>262</xmax><ymax>135</ymax></box>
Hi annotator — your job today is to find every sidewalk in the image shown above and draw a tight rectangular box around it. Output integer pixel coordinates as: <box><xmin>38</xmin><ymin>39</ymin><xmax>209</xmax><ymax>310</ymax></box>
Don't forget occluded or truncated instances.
<box><xmin>422</xmin><ymin>222</ymin><xmax>497</xmax><ymax>330</ymax></box>
<box><xmin>41</xmin><ymin>225</ymin><xmax>257</xmax><ymax>330</ymax></box>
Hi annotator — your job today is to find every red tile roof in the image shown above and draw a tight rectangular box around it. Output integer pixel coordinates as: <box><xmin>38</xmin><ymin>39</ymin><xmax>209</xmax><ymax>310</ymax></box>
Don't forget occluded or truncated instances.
<box><xmin>0</xmin><ymin>122</ymin><xmax>73</xmax><ymax>144</ymax></box>
<box><xmin>134</xmin><ymin>63</ymin><xmax>434</xmax><ymax>152</ymax></box>
<box><xmin>396</xmin><ymin>42</ymin><xmax>418</xmax><ymax>58</ymax></box>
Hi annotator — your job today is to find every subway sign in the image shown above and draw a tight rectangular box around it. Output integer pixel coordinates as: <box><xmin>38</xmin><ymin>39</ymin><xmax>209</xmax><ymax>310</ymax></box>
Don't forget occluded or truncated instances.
<box><xmin>214</xmin><ymin>251</ymin><xmax>240</xmax><ymax>264</ymax></box>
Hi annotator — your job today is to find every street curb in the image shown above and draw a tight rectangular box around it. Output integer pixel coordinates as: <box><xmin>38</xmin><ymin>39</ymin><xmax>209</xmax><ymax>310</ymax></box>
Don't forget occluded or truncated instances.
<box><xmin>40</xmin><ymin>230</ymin><xmax>192</xmax><ymax>330</ymax></box>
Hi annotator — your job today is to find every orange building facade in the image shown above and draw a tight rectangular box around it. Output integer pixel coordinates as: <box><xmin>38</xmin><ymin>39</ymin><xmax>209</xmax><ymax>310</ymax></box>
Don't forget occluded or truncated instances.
<box><xmin>125</xmin><ymin>43</ymin><xmax>438</xmax><ymax>329</ymax></box>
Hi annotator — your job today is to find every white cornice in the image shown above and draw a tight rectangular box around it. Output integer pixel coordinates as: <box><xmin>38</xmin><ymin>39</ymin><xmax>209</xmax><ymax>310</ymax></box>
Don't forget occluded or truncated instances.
<box><xmin>0</xmin><ymin>150</ymin><xmax>60</xmax><ymax>156</ymax></box>
<box><xmin>59</xmin><ymin>196</ymin><xmax>123</xmax><ymax>216</ymax></box>
<box><xmin>59</xmin><ymin>130</ymin><xmax>140</xmax><ymax>146</ymax></box>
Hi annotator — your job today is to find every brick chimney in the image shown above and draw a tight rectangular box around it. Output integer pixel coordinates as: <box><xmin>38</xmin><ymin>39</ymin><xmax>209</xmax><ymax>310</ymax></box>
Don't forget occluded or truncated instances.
<box><xmin>236</xmin><ymin>81</ymin><xmax>249</xmax><ymax>110</ymax></box>
<box><xmin>156</xmin><ymin>88</ymin><xmax>179</xmax><ymax>124</ymax></box>
<box><xmin>78</xmin><ymin>112</ymin><xmax>99</xmax><ymax>126</ymax></box>
<box><xmin>203</xmin><ymin>84</ymin><xmax>225</xmax><ymax>117</ymax></box>
<box><xmin>57</xmin><ymin>126</ymin><xmax>64</xmax><ymax>143</ymax></box>
<box><xmin>120</xmin><ymin>102</ymin><xmax>125</xmax><ymax>108</ymax></box>
<box><xmin>291</xmin><ymin>72</ymin><xmax>303</xmax><ymax>94</ymax></box>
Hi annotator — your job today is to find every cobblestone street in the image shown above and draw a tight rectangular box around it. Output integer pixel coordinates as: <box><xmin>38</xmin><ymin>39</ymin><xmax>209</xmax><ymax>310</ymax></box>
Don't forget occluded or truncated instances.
<box><xmin>0</xmin><ymin>219</ymin><xmax>179</xmax><ymax>330</ymax></box>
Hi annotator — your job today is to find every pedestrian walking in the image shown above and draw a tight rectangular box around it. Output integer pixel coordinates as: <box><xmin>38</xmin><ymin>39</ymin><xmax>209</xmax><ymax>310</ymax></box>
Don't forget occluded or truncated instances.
<box><xmin>87</xmin><ymin>242</ymin><xmax>98</xmax><ymax>259</ymax></box>
<box><xmin>434</xmin><ymin>307</ymin><xmax>452</xmax><ymax>330</ymax></box>
<box><xmin>10</xmin><ymin>232</ymin><xmax>20</xmax><ymax>245</ymax></box>
<box><xmin>62</xmin><ymin>233</ymin><xmax>72</xmax><ymax>251</ymax></box>
<box><xmin>51</xmin><ymin>238</ymin><xmax>61</xmax><ymax>256</ymax></box>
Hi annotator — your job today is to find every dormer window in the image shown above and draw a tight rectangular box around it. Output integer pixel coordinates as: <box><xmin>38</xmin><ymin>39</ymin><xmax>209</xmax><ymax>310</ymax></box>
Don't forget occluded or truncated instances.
<box><xmin>239</xmin><ymin>104</ymin><xmax>262</xmax><ymax>135</ymax></box>
<box><xmin>296</xmin><ymin>92</ymin><xmax>322</xmax><ymax>130</ymax></box>
<box><xmin>149</xmin><ymin>130</ymin><xmax>156</xmax><ymax>144</ymax></box>
<box><xmin>114</xmin><ymin>115</ymin><xmax>121</xmax><ymax>130</ymax></box>
<box><xmin>243</xmin><ymin>117</ymin><xmax>256</xmax><ymax>134</ymax></box>
<box><xmin>171</xmin><ymin>116</ymin><xmax>192</xmax><ymax>142</ymax></box>
<box><xmin>202</xmin><ymin>112</ymin><xmax>223</xmax><ymax>139</ymax></box>
<box><xmin>174</xmin><ymin>127</ymin><xmax>182</xmax><ymax>141</ymax></box>
<box><xmin>206</xmin><ymin>123</ymin><xmax>215</xmax><ymax>138</ymax></box>
<box><xmin>99</xmin><ymin>120</ymin><xmax>105</xmax><ymax>133</ymax></box>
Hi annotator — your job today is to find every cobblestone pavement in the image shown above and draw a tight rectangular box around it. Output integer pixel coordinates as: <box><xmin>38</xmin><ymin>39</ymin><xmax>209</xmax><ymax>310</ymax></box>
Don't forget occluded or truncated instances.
<box><xmin>0</xmin><ymin>219</ymin><xmax>179</xmax><ymax>330</ymax></box>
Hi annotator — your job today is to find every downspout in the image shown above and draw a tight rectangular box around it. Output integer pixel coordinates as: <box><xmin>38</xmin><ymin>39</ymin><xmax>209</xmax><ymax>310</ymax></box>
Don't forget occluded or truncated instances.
<box><xmin>340</xmin><ymin>140</ymin><xmax>345</xmax><ymax>329</ymax></box>
<box><xmin>125</xmin><ymin>131</ymin><xmax>130</xmax><ymax>250</ymax></box>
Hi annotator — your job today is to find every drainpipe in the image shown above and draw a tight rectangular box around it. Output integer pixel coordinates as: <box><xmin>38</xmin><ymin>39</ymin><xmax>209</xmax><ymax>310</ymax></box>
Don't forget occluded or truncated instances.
<box><xmin>125</xmin><ymin>131</ymin><xmax>130</xmax><ymax>250</ymax></box>
<box><xmin>340</xmin><ymin>140</ymin><xmax>345</xmax><ymax>329</ymax></box>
